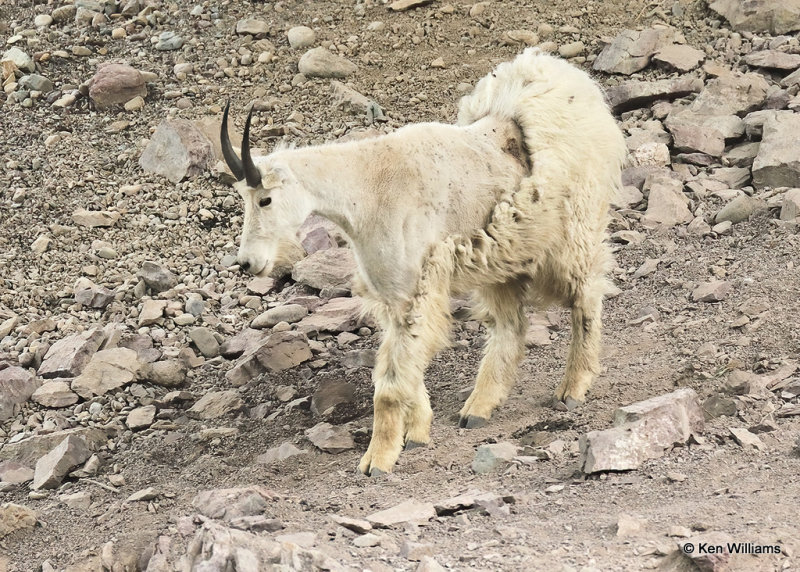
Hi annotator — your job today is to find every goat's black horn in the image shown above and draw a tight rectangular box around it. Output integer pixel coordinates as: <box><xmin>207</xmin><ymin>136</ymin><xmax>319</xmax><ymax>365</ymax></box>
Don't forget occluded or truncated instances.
<box><xmin>242</xmin><ymin>105</ymin><xmax>261</xmax><ymax>188</ymax></box>
<box><xmin>221</xmin><ymin>100</ymin><xmax>245</xmax><ymax>181</ymax></box>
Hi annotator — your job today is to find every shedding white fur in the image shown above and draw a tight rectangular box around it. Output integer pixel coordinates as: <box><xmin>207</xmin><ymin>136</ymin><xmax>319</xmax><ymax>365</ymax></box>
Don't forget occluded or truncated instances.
<box><xmin>228</xmin><ymin>49</ymin><xmax>627</xmax><ymax>475</ymax></box>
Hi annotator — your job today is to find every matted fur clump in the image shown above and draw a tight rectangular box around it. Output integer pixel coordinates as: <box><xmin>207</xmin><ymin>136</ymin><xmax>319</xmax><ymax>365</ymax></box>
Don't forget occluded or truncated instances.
<box><xmin>222</xmin><ymin>48</ymin><xmax>627</xmax><ymax>475</ymax></box>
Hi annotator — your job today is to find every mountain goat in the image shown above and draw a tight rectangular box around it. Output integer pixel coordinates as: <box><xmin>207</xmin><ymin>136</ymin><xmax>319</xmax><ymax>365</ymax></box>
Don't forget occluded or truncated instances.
<box><xmin>221</xmin><ymin>49</ymin><xmax>627</xmax><ymax>476</ymax></box>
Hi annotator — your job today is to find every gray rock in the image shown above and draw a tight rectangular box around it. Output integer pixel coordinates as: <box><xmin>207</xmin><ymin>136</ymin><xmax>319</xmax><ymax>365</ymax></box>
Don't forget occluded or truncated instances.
<box><xmin>331</xmin><ymin>81</ymin><xmax>375</xmax><ymax>116</ymax></box>
<box><xmin>665</xmin><ymin>110</ymin><xmax>744</xmax><ymax>156</ymax></box>
<box><xmin>255</xmin><ymin>442</ymin><xmax>307</xmax><ymax>465</ymax></box>
<box><xmin>690</xmin><ymin>73</ymin><xmax>770</xmax><ymax>116</ymax></box>
<box><xmin>38</xmin><ymin>328</ymin><xmax>105</xmax><ymax>379</ymax></box>
<box><xmin>71</xmin><ymin>347</ymin><xmax>142</xmax><ymax>398</ymax></box>
<box><xmin>714</xmin><ymin>195</ymin><xmax>759</xmax><ymax>224</ymax></box>
<box><xmin>580</xmin><ymin>388</ymin><xmax>704</xmax><ymax>473</ymax></box>
<box><xmin>0</xmin><ymin>503</ymin><xmax>37</xmax><ymax>539</ymax></box>
<box><xmin>236</xmin><ymin>18</ymin><xmax>269</xmax><ymax>37</ymax></box>
<box><xmin>606</xmin><ymin>77</ymin><xmax>703</xmax><ymax>114</ymax></box>
<box><xmin>644</xmin><ymin>174</ymin><xmax>692</xmax><ymax>227</ymax></box>
<box><xmin>729</xmin><ymin>427</ymin><xmax>765</xmax><ymax>449</ymax></box>
<box><xmin>0</xmin><ymin>366</ymin><xmax>39</xmax><ymax>423</ymax></box>
<box><xmin>192</xmin><ymin>486</ymin><xmax>278</xmax><ymax>520</ymax></box>
<box><xmin>298</xmin><ymin>47</ymin><xmax>357</xmax><ymax>78</ymax></box>
<box><xmin>32</xmin><ymin>435</ymin><xmax>91</xmax><ymax>490</ymax></box>
<box><xmin>292</xmin><ymin>247</ymin><xmax>355</xmax><ymax>291</ymax></box>
<box><xmin>137</xmin><ymin>261</ymin><xmax>177</xmax><ymax>293</ymax></box>
<box><xmin>744</xmin><ymin>50</ymin><xmax>800</xmax><ymax>70</ymax></box>
<box><xmin>126</xmin><ymin>405</ymin><xmax>156</xmax><ymax>430</ymax></box>
<box><xmin>779</xmin><ymin>188</ymin><xmax>800</xmax><ymax>221</ymax></box>
<box><xmin>366</xmin><ymin>499</ymin><xmax>436</xmax><ymax>528</ymax></box>
<box><xmin>188</xmin><ymin>327</ymin><xmax>220</xmax><ymax>358</ymax></box>
<box><xmin>88</xmin><ymin>63</ymin><xmax>147</xmax><ymax>109</ymax></box>
<box><xmin>709</xmin><ymin>0</ymin><xmax>800</xmax><ymax>34</ymax></box>
<box><xmin>781</xmin><ymin>67</ymin><xmax>800</xmax><ymax>88</ymax></box>
<box><xmin>692</xmin><ymin>280</ymin><xmax>732</xmax><ymax>302</ymax></box>
<box><xmin>311</xmin><ymin>381</ymin><xmax>357</xmax><ymax>416</ymax></box>
<box><xmin>226</xmin><ymin>331</ymin><xmax>312</xmax><ymax>386</ymax></box>
<box><xmin>219</xmin><ymin>328</ymin><xmax>268</xmax><ymax>359</ymax></box>
<box><xmin>18</xmin><ymin>74</ymin><xmax>54</xmax><ymax>93</ymax></box>
<box><xmin>126</xmin><ymin>486</ymin><xmax>158</xmax><ymax>502</ymax></box>
<box><xmin>155</xmin><ymin>31</ymin><xmax>183</xmax><ymax>50</ymax></box>
<box><xmin>1</xmin><ymin>47</ymin><xmax>35</xmax><ymax>73</ymax></box>
<box><xmin>652</xmin><ymin>44</ymin><xmax>705</xmax><ymax>71</ymax></box>
<box><xmin>616</xmin><ymin>513</ymin><xmax>648</xmax><ymax>538</ymax></box>
<box><xmin>30</xmin><ymin>381</ymin><xmax>79</xmax><ymax>408</ymax></box>
<box><xmin>592</xmin><ymin>28</ymin><xmax>675</xmax><ymax>75</ymax></box>
<box><xmin>295</xmin><ymin>296</ymin><xmax>367</xmax><ymax>335</ymax></box>
<box><xmin>709</xmin><ymin>166</ymin><xmax>751</xmax><ymax>189</ymax></box>
<box><xmin>140</xmin><ymin>360</ymin><xmax>187</xmax><ymax>387</ymax></box>
<box><xmin>330</xmin><ymin>514</ymin><xmax>372</xmax><ymax>534</ymax></box>
<box><xmin>723</xmin><ymin>142</ymin><xmax>760</xmax><ymax>167</ymax></box>
<box><xmin>471</xmin><ymin>442</ymin><xmax>519</xmax><ymax>474</ymax></box>
<box><xmin>287</xmin><ymin>26</ymin><xmax>315</xmax><ymax>49</ymax></box>
<box><xmin>0</xmin><ymin>427</ymin><xmax>107</xmax><ymax>465</ymax></box>
<box><xmin>0</xmin><ymin>461</ymin><xmax>34</xmax><ymax>485</ymax></box>
<box><xmin>187</xmin><ymin>390</ymin><xmax>243</xmax><ymax>419</ymax></box>
<box><xmin>341</xmin><ymin>348</ymin><xmax>377</xmax><ymax>368</ymax></box>
<box><xmin>433</xmin><ymin>490</ymin><xmax>505</xmax><ymax>515</ymax></box>
<box><xmin>752</xmin><ymin>112</ymin><xmax>800</xmax><ymax>189</ymax></box>
<box><xmin>0</xmin><ymin>316</ymin><xmax>17</xmax><ymax>338</ymax></box>
<box><xmin>251</xmin><ymin>304</ymin><xmax>308</xmax><ymax>329</ymax></box>
<box><xmin>72</xmin><ymin>209</ymin><xmax>120</xmax><ymax>227</ymax></box>
<box><xmin>305</xmin><ymin>422</ymin><xmax>354</xmax><ymax>453</ymax></box>
<box><xmin>139</xmin><ymin>119</ymin><xmax>215</xmax><ymax>183</ymax></box>
<box><xmin>74</xmin><ymin>278</ymin><xmax>115</xmax><ymax>309</ymax></box>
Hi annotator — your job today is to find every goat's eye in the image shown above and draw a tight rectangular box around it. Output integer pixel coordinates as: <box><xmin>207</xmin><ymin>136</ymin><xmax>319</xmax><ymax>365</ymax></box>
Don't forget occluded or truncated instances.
<box><xmin>258</xmin><ymin>197</ymin><xmax>272</xmax><ymax>208</ymax></box>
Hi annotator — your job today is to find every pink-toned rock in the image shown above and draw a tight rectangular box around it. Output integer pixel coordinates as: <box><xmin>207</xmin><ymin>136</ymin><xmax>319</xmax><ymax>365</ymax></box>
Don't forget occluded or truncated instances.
<box><xmin>30</xmin><ymin>380</ymin><xmax>79</xmax><ymax>408</ymax></box>
<box><xmin>139</xmin><ymin>119</ymin><xmax>215</xmax><ymax>183</ymax></box>
<box><xmin>580</xmin><ymin>388</ymin><xmax>704</xmax><ymax>473</ymax></box>
<box><xmin>692</xmin><ymin>280</ymin><xmax>732</xmax><ymax>303</ymax></box>
<box><xmin>652</xmin><ymin>44</ymin><xmax>705</xmax><ymax>71</ymax></box>
<box><xmin>31</xmin><ymin>435</ymin><xmax>91</xmax><ymax>490</ymax></box>
<box><xmin>295</xmin><ymin>296</ymin><xmax>368</xmax><ymax>335</ymax></box>
<box><xmin>366</xmin><ymin>499</ymin><xmax>436</xmax><ymax>528</ymax></box>
<box><xmin>225</xmin><ymin>331</ymin><xmax>313</xmax><ymax>386</ymax></box>
<box><xmin>0</xmin><ymin>461</ymin><xmax>34</xmax><ymax>485</ymax></box>
<box><xmin>38</xmin><ymin>328</ymin><xmax>105</xmax><ymax>379</ymax></box>
<box><xmin>88</xmin><ymin>62</ymin><xmax>147</xmax><ymax>109</ymax></box>
<box><xmin>291</xmin><ymin>247</ymin><xmax>356</xmax><ymax>291</ymax></box>
<box><xmin>71</xmin><ymin>348</ymin><xmax>142</xmax><ymax>398</ymax></box>
<box><xmin>0</xmin><ymin>366</ymin><xmax>40</xmax><ymax>422</ymax></box>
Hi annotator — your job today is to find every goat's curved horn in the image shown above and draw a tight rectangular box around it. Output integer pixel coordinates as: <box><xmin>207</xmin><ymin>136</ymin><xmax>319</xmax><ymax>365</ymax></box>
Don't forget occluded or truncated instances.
<box><xmin>241</xmin><ymin>105</ymin><xmax>261</xmax><ymax>188</ymax></box>
<box><xmin>221</xmin><ymin>101</ymin><xmax>245</xmax><ymax>181</ymax></box>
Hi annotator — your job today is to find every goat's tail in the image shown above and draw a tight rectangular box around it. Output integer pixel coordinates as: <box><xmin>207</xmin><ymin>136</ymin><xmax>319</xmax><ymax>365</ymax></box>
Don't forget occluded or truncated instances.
<box><xmin>457</xmin><ymin>48</ymin><xmax>626</xmax><ymax>205</ymax></box>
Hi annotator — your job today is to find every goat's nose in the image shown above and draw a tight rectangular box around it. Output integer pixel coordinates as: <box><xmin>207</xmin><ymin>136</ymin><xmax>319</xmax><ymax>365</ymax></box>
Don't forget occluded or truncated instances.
<box><xmin>239</xmin><ymin>260</ymin><xmax>251</xmax><ymax>273</ymax></box>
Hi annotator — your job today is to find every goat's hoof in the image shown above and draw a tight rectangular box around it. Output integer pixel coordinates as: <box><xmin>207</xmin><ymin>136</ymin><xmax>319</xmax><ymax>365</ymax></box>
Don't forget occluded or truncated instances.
<box><xmin>404</xmin><ymin>440</ymin><xmax>426</xmax><ymax>451</ymax></box>
<box><xmin>563</xmin><ymin>397</ymin><xmax>583</xmax><ymax>411</ymax></box>
<box><xmin>369</xmin><ymin>467</ymin><xmax>387</xmax><ymax>477</ymax></box>
<box><xmin>459</xmin><ymin>415</ymin><xmax>487</xmax><ymax>429</ymax></box>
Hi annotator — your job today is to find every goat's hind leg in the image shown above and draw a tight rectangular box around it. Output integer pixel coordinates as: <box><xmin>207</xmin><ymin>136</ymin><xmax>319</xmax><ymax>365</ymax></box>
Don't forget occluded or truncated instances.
<box><xmin>554</xmin><ymin>276</ymin><xmax>604</xmax><ymax>409</ymax></box>
<box><xmin>460</xmin><ymin>281</ymin><xmax>527</xmax><ymax>428</ymax></box>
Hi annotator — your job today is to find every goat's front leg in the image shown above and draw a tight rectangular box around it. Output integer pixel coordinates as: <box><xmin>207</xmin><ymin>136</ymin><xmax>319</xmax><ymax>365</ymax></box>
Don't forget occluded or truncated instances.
<box><xmin>359</xmin><ymin>289</ymin><xmax>452</xmax><ymax>475</ymax></box>
<box><xmin>460</xmin><ymin>281</ymin><xmax>527</xmax><ymax>428</ymax></box>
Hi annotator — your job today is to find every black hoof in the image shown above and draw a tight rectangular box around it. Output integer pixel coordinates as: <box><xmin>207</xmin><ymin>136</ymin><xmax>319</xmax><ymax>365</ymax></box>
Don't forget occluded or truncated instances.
<box><xmin>404</xmin><ymin>440</ymin><xmax>426</xmax><ymax>451</ymax></box>
<box><xmin>459</xmin><ymin>415</ymin><xmax>487</xmax><ymax>429</ymax></box>
<box><xmin>369</xmin><ymin>467</ymin><xmax>386</xmax><ymax>477</ymax></box>
<box><xmin>564</xmin><ymin>397</ymin><xmax>583</xmax><ymax>411</ymax></box>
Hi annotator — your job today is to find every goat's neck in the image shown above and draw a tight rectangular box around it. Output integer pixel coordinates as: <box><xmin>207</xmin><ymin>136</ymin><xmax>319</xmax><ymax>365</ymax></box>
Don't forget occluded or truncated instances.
<box><xmin>273</xmin><ymin>145</ymin><xmax>369</xmax><ymax>239</ymax></box>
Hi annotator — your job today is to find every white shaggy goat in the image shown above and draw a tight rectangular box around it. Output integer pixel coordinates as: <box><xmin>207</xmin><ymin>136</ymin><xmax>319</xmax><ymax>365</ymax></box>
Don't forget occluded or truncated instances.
<box><xmin>221</xmin><ymin>49</ymin><xmax>627</xmax><ymax>475</ymax></box>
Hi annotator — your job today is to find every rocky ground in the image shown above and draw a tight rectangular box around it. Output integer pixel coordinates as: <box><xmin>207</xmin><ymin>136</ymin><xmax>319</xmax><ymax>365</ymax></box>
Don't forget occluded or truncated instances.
<box><xmin>2</xmin><ymin>0</ymin><xmax>800</xmax><ymax>570</ymax></box>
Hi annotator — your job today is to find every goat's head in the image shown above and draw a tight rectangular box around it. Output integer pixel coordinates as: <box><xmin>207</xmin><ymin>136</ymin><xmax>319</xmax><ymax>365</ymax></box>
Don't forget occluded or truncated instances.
<box><xmin>221</xmin><ymin>102</ymin><xmax>305</xmax><ymax>277</ymax></box>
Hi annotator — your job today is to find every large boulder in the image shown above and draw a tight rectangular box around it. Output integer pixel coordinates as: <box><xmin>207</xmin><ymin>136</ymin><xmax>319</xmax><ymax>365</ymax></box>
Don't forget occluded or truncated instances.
<box><xmin>752</xmin><ymin>112</ymin><xmax>800</xmax><ymax>189</ymax></box>
<box><xmin>709</xmin><ymin>0</ymin><xmax>800</xmax><ymax>34</ymax></box>
<box><xmin>139</xmin><ymin>120</ymin><xmax>215</xmax><ymax>183</ymax></box>
<box><xmin>88</xmin><ymin>62</ymin><xmax>147</xmax><ymax>109</ymax></box>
